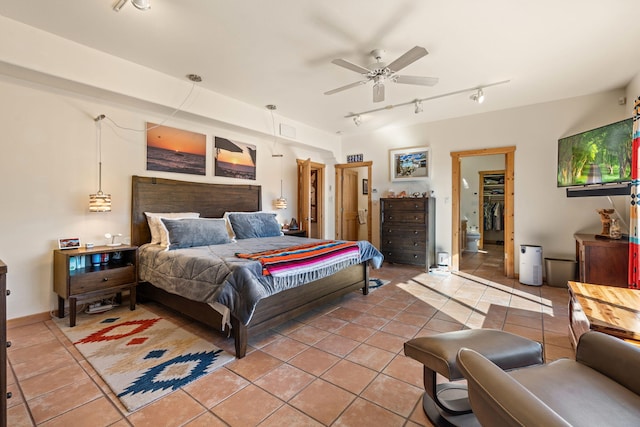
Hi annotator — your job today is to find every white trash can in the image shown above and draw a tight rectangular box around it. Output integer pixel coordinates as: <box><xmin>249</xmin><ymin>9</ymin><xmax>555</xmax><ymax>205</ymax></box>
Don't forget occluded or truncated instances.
<box><xmin>520</xmin><ymin>245</ymin><xmax>543</xmax><ymax>286</ymax></box>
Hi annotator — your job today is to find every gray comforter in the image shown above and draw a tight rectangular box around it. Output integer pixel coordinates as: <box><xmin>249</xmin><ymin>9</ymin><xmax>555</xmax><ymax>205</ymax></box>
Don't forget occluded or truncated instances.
<box><xmin>138</xmin><ymin>236</ymin><xmax>383</xmax><ymax>325</ymax></box>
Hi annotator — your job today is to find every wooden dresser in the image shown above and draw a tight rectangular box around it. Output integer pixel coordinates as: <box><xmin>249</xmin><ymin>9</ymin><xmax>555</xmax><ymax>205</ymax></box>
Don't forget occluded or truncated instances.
<box><xmin>380</xmin><ymin>197</ymin><xmax>435</xmax><ymax>268</ymax></box>
<box><xmin>1</xmin><ymin>260</ymin><xmax>8</xmax><ymax>427</ymax></box>
<box><xmin>574</xmin><ymin>234</ymin><xmax>629</xmax><ymax>287</ymax></box>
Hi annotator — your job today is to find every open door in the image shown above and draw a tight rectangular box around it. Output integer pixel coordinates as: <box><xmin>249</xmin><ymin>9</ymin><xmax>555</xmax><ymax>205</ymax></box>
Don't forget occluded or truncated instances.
<box><xmin>335</xmin><ymin>161</ymin><xmax>372</xmax><ymax>242</ymax></box>
<box><xmin>297</xmin><ymin>159</ymin><xmax>325</xmax><ymax>238</ymax></box>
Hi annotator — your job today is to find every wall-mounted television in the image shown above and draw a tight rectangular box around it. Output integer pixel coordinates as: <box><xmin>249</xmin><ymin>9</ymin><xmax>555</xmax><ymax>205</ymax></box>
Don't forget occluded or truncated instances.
<box><xmin>557</xmin><ymin>118</ymin><xmax>633</xmax><ymax>196</ymax></box>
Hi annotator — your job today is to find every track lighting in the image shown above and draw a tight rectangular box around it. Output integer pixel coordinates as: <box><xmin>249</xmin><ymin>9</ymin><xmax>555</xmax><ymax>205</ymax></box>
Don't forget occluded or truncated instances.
<box><xmin>470</xmin><ymin>88</ymin><xmax>485</xmax><ymax>104</ymax></box>
<box><xmin>414</xmin><ymin>100</ymin><xmax>423</xmax><ymax>114</ymax></box>
<box><xmin>353</xmin><ymin>115</ymin><xmax>362</xmax><ymax>126</ymax></box>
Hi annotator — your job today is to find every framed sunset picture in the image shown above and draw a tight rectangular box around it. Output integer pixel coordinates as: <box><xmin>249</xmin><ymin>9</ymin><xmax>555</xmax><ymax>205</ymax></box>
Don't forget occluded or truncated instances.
<box><xmin>146</xmin><ymin>123</ymin><xmax>206</xmax><ymax>175</ymax></box>
<box><xmin>214</xmin><ymin>137</ymin><xmax>256</xmax><ymax>180</ymax></box>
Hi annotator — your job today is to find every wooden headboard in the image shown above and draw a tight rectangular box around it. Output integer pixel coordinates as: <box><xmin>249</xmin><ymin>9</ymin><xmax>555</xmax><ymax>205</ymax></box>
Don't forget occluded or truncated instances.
<box><xmin>131</xmin><ymin>175</ymin><xmax>262</xmax><ymax>246</ymax></box>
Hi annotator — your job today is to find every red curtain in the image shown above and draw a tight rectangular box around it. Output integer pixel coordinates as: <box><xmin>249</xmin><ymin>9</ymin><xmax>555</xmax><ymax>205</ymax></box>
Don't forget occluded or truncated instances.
<box><xmin>628</xmin><ymin>97</ymin><xmax>640</xmax><ymax>289</ymax></box>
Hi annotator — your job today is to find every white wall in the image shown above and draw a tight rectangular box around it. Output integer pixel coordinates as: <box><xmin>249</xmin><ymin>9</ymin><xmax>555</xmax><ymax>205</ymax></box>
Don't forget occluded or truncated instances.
<box><xmin>0</xmin><ymin>78</ymin><xmax>334</xmax><ymax>320</ymax></box>
<box><xmin>343</xmin><ymin>89</ymin><xmax>630</xmax><ymax>267</ymax></box>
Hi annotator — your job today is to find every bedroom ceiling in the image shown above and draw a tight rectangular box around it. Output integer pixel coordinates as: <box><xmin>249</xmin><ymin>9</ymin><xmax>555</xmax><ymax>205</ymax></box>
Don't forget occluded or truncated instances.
<box><xmin>1</xmin><ymin>1</ymin><xmax>639</xmax><ymax>135</ymax></box>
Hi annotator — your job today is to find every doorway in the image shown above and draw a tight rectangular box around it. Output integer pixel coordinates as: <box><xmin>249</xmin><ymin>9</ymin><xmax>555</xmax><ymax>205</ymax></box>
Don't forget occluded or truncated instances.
<box><xmin>335</xmin><ymin>161</ymin><xmax>372</xmax><ymax>242</ymax></box>
<box><xmin>451</xmin><ymin>147</ymin><xmax>515</xmax><ymax>278</ymax></box>
<box><xmin>297</xmin><ymin>159</ymin><xmax>325</xmax><ymax>238</ymax></box>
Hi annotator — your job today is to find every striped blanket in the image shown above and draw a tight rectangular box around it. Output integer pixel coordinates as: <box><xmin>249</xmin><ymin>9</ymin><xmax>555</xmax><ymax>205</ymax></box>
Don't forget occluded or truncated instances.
<box><xmin>236</xmin><ymin>240</ymin><xmax>360</xmax><ymax>277</ymax></box>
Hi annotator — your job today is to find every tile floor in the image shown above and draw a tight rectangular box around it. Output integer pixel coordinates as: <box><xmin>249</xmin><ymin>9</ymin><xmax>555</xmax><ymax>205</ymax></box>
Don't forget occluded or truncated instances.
<box><xmin>6</xmin><ymin>251</ymin><xmax>574</xmax><ymax>426</ymax></box>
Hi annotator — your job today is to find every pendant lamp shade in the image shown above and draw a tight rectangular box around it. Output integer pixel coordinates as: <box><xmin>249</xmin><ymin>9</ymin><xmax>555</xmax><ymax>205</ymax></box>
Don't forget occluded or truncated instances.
<box><xmin>89</xmin><ymin>115</ymin><xmax>111</xmax><ymax>212</ymax></box>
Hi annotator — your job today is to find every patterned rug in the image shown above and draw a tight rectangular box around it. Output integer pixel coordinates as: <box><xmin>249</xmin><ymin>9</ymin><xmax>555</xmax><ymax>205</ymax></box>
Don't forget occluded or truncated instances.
<box><xmin>53</xmin><ymin>304</ymin><xmax>234</xmax><ymax>412</ymax></box>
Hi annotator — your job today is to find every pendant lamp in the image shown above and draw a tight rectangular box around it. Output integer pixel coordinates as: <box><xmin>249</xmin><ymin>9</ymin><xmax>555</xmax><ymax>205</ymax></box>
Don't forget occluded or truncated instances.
<box><xmin>89</xmin><ymin>115</ymin><xmax>111</xmax><ymax>212</ymax></box>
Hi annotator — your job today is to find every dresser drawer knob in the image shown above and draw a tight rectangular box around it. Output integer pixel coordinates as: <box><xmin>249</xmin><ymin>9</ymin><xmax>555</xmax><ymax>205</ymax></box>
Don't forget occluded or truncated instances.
<box><xmin>102</xmin><ymin>277</ymin><xmax>109</xmax><ymax>282</ymax></box>
<box><xmin>388</xmin><ymin>216</ymin><xmax>393</xmax><ymax>220</ymax></box>
<box><xmin>413</xmin><ymin>254</ymin><xmax>418</xmax><ymax>258</ymax></box>
<box><xmin>6</xmin><ymin>341</ymin><xmax>11</xmax><ymax>348</ymax></box>
<box><xmin>414</xmin><ymin>231</ymin><xmax>418</xmax><ymax>234</ymax></box>
<box><xmin>413</xmin><ymin>242</ymin><xmax>418</xmax><ymax>246</ymax></box>
<box><xmin>6</xmin><ymin>289</ymin><xmax>9</xmax><ymax>296</ymax></box>
<box><xmin>7</xmin><ymin>391</ymin><xmax>12</xmax><ymax>399</ymax></box>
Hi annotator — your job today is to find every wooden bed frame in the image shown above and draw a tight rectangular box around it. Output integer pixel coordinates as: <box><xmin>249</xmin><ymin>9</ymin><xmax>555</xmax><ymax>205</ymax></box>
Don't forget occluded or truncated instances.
<box><xmin>131</xmin><ymin>175</ymin><xmax>369</xmax><ymax>358</ymax></box>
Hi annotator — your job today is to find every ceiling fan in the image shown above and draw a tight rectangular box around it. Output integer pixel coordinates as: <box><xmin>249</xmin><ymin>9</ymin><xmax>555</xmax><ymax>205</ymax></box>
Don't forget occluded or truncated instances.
<box><xmin>324</xmin><ymin>46</ymin><xmax>438</xmax><ymax>103</ymax></box>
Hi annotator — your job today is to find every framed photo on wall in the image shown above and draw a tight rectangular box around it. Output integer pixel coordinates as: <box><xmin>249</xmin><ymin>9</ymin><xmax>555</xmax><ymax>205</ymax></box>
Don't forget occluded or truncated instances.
<box><xmin>362</xmin><ymin>178</ymin><xmax>369</xmax><ymax>195</ymax></box>
<box><xmin>389</xmin><ymin>147</ymin><xmax>430</xmax><ymax>181</ymax></box>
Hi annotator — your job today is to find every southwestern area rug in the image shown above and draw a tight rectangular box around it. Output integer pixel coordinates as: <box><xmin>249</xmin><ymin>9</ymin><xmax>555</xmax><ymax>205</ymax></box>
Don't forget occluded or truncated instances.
<box><xmin>53</xmin><ymin>304</ymin><xmax>234</xmax><ymax>412</ymax></box>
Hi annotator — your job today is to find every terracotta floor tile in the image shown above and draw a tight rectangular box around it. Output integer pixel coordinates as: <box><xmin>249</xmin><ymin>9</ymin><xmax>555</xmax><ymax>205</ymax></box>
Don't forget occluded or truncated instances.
<box><xmin>365</xmin><ymin>331</ymin><xmax>408</xmax><ymax>353</ymax></box>
<box><xmin>334</xmin><ymin>397</ymin><xmax>406</xmax><ymax>427</ymax></box>
<box><xmin>183</xmin><ymin>368</ymin><xmax>249</xmax><ymax>408</ymax></box>
<box><xmin>289</xmin><ymin>379</ymin><xmax>356</xmax><ymax>425</ymax></box>
<box><xmin>10</xmin><ymin>341</ymin><xmax>76</xmax><ymax>380</ymax></box>
<box><xmin>351</xmin><ymin>313</ymin><xmax>389</xmax><ymax>330</ymax></box>
<box><xmin>328</xmin><ymin>307</ymin><xmax>363</xmax><ymax>322</ymax></box>
<box><xmin>7</xmin><ymin>323</ymin><xmax>57</xmax><ymax>349</ymax></box>
<box><xmin>502</xmin><ymin>323</ymin><xmax>543</xmax><ymax>342</ymax></box>
<box><xmin>127</xmin><ymin>390</ymin><xmax>205</xmax><ymax>427</ymax></box>
<box><xmin>260</xmin><ymin>335</ymin><xmax>309</xmax><ymax>361</ymax></box>
<box><xmin>182</xmin><ymin>412</ymin><xmax>228</xmax><ymax>427</ymax></box>
<box><xmin>424</xmin><ymin>317</ymin><xmax>465</xmax><ymax>333</ymax></box>
<box><xmin>6</xmin><ymin>403</ymin><xmax>34</xmax><ymax>427</ymax></box>
<box><xmin>227</xmin><ymin>350</ymin><xmax>283</xmax><ymax>381</ymax></box>
<box><xmin>380</xmin><ymin>320</ymin><xmax>420</xmax><ymax>339</ymax></box>
<box><xmin>334</xmin><ymin>322</ymin><xmax>376</xmax><ymax>342</ymax></box>
<box><xmin>361</xmin><ymin>374</ymin><xmax>424</xmax><ymax>417</ymax></box>
<box><xmin>213</xmin><ymin>384</ymin><xmax>283</xmax><ymax>426</ymax></box>
<box><xmin>39</xmin><ymin>396</ymin><xmax>122</xmax><ymax>427</ymax></box>
<box><xmin>285</xmin><ymin>324</ymin><xmax>330</xmax><ymax>345</ymax></box>
<box><xmin>7</xmin><ymin>381</ymin><xmax>24</xmax><ymax>408</ymax></box>
<box><xmin>288</xmin><ymin>347</ymin><xmax>340</xmax><ymax>376</ymax></box>
<box><xmin>346</xmin><ymin>343</ymin><xmax>395</xmax><ymax>371</ymax></box>
<box><xmin>20</xmin><ymin>362</ymin><xmax>90</xmax><ymax>400</ymax></box>
<box><xmin>321</xmin><ymin>359</ymin><xmax>377</xmax><ymax>394</ymax></box>
<box><xmin>259</xmin><ymin>404</ymin><xmax>324</xmax><ymax>427</ymax></box>
<box><xmin>307</xmin><ymin>314</ymin><xmax>349</xmax><ymax>331</ymax></box>
<box><xmin>28</xmin><ymin>377</ymin><xmax>103</xmax><ymax>425</ymax></box>
<box><xmin>382</xmin><ymin>354</ymin><xmax>423</xmax><ymax>388</ymax></box>
<box><xmin>255</xmin><ymin>363</ymin><xmax>315</xmax><ymax>401</ymax></box>
<box><xmin>314</xmin><ymin>334</ymin><xmax>359</xmax><ymax>357</ymax></box>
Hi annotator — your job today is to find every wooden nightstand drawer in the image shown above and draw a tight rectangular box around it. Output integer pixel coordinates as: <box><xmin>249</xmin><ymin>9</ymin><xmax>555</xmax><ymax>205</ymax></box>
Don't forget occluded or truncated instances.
<box><xmin>70</xmin><ymin>265</ymin><xmax>135</xmax><ymax>295</ymax></box>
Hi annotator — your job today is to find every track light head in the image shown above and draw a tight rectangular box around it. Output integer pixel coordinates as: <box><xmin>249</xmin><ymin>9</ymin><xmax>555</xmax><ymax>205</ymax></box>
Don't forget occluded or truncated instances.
<box><xmin>470</xmin><ymin>88</ymin><xmax>485</xmax><ymax>104</ymax></box>
<box><xmin>353</xmin><ymin>115</ymin><xmax>362</xmax><ymax>126</ymax></box>
<box><xmin>132</xmin><ymin>0</ymin><xmax>150</xmax><ymax>10</ymax></box>
<box><xmin>414</xmin><ymin>100</ymin><xmax>423</xmax><ymax>114</ymax></box>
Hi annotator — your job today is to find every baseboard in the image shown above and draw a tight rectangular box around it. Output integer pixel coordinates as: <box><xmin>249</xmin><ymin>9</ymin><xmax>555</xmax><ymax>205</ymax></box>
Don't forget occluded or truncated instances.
<box><xmin>7</xmin><ymin>311</ymin><xmax>52</xmax><ymax>329</ymax></box>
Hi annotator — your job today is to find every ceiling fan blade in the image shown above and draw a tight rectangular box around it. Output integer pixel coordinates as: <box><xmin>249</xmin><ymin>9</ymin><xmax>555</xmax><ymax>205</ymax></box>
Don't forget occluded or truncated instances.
<box><xmin>394</xmin><ymin>75</ymin><xmax>439</xmax><ymax>86</ymax></box>
<box><xmin>324</xmin><ymin>80</ymin><xmax>369</xmax><ymax>95</ymax></box>
<box><xmin>387</xmin><ymin>46</ymin><xmax>428</xmax><ymax>72</ymax></box>
<box><xmin>373</xmin><ymin>83</ymin><xmax>385</xmax><ymax>103</ymax></box>
<box><xmin>331</xmin><ymin>58</ymin><xmax>372</xmax><ymax>74</ymax></box>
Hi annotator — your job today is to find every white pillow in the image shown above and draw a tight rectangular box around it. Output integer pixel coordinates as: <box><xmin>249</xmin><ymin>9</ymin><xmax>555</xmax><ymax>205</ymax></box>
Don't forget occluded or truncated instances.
<box><xmin>144</xmin><ymin>212</ymin><xmax>200</xmax><ymax>246</ymax></box>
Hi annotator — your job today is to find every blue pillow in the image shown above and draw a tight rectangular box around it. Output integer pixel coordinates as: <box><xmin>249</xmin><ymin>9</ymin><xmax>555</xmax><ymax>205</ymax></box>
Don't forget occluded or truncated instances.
<box><xmin>161</xmin><ymin>218</ymin><xmax>231</xmax><ymax>250</ymax></box>
<box><xmin>226</xmin><ymin>212</ymin><xmax>282</xmax><ymax>239</ymax></box>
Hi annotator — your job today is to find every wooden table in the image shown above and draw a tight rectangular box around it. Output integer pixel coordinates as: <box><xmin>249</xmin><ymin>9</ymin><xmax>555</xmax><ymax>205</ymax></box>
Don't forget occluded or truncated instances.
<box><xmin>568</xmin><ymin>281</ymin><xmax>640</xmax><ymax>348</ymax></box>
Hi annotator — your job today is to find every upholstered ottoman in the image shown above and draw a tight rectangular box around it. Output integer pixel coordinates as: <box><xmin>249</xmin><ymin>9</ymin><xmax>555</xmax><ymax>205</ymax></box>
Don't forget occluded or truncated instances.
<box><xmin>404</xmin><ymin>329</ymin><xmax>543</xmax><ymax>427</ymax></box>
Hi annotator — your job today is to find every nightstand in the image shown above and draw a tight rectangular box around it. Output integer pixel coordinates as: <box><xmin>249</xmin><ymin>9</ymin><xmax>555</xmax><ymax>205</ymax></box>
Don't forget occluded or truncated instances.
<box><xmin>53</xmin><ymin>245</ymin><xmax>138</xmax><ymax>326</ymax></box>
<box><xmin>283</xmin><ymin>229</ymin><xmax>307</xmax><ymax>237</ymax></box>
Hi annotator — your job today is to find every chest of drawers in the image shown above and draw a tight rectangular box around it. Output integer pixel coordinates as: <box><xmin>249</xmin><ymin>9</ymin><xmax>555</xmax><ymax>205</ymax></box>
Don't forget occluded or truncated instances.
<box><xmin>380</xmin><ymin>198</ymin><xmax>435</xmax><ymax>268</ymax></box>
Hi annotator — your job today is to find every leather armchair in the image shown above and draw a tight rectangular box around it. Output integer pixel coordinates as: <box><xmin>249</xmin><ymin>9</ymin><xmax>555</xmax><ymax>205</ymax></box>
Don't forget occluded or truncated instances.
<box><xmin>456</xmin><ymin>331</ymin><xmax>640</xmax><ymax>427</ymax></box>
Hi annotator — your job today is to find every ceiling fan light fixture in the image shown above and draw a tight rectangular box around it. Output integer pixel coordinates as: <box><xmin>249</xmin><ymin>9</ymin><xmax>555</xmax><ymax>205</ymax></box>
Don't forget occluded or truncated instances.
<box><xmin>131</xmin><ymin>0</ymin><xmax>151</xmax><ymax>10</ymax></box>
<box><xmin>470</xmin><ymin>88</ymin><xmax>485</xmax><ymax>104</ymax></box>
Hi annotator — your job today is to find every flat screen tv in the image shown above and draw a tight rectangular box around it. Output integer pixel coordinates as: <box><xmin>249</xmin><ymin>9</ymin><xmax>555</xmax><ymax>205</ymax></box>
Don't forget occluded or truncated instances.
<box><xmin>557</xmin><ymin>118</ymin><xmax>633</xmax><ymax>192</ymax></box>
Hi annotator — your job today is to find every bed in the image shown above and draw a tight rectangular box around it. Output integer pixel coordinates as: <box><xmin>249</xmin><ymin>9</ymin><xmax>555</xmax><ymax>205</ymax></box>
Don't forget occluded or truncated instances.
<box><xmin>131</xmin><ymin>175</ymin><xmax>383</xmax><ymax>358</ymax></box>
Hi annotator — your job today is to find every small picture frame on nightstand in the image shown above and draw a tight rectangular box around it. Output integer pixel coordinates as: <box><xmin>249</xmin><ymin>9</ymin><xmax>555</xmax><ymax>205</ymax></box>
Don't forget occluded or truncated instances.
<box><xmin>58</xmin><ymin>237</ymin><xmax>81</xmax><ymax>250</ymax></box>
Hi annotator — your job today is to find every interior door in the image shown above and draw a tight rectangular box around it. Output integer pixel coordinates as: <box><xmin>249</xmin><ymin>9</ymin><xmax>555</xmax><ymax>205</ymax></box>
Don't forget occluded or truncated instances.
<box><xmin>335</xmin><ymin>161</ymin><xmax>373</xmax><ymax>242</ymax></box>
<box><xmin>297</xmin><ymin>159</ymin><xmax>324</xmax><ymax>238</ymax></box>
<box><xmin>342</xmin><ymin>169</ymin><xmax>359</xmax><ymax>241</ymax></box>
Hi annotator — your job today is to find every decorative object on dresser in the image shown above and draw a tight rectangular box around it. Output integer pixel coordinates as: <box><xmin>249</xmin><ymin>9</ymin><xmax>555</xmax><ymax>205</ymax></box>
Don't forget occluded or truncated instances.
<box><xmin>380</xmin><ymin>197</ymin><xmax>436</xmax><ymax>269</ymax></box>
<box><xmin>568</xmin><ymin>281</ymin><xmax>640</xmax><ymax>348</ymax></box>
<box><xmin>574</xmin><ymin>233</ymin><xmax>629</xmax><ymax>287</ymax></box>
<box><xmin>1</xmin><ymin>260</ymin><xmax>9</xmax><ymax>427</ymax></box>
<box><xmin>53</xmin><ymin>245</ymin><xmax>138</xmax><ymax>327</ymax></box>
<box><xmin>53</xmin><ymin>304</ymin><xmax>234</xmax><ymax>412</ymax></box>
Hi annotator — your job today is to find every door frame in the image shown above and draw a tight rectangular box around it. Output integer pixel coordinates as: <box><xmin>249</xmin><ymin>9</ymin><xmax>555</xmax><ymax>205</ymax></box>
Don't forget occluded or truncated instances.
<box><xmin>451</xmin><ymin>147</ymin><xmax>515</xmax><ymax>277</ymax></box>
<box><xmin>297</xmin><ymin>159</ymin><xmax>325</xmax><ymax>238</ymax></box>
<box><xmin>335</xmin><ymin>161</ymin><xmax>372</xmax><ymax>242</ymax></box>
